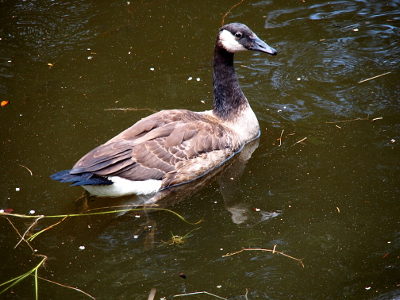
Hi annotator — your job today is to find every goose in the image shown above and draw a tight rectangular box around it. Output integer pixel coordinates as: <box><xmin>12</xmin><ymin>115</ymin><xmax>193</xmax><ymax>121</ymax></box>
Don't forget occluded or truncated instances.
<box><xmin>51</xmin><ymin>23</ymin><xmax>277</xmax><ymax>198</ymax></box>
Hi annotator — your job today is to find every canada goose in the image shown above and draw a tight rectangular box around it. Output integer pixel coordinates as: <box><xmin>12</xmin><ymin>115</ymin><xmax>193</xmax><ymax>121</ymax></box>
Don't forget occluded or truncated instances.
<box><xmin>51</xmin><ymin>23</ymin><xmax>277</xmax><ymax>198</ymax></box>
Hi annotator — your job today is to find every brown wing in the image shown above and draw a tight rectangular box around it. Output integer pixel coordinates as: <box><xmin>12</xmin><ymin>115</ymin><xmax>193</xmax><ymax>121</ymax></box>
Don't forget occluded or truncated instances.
<box><xmin>70</xmin><ymin>109</ymin><xmax>239</xmax><ymax>187</ymax></box>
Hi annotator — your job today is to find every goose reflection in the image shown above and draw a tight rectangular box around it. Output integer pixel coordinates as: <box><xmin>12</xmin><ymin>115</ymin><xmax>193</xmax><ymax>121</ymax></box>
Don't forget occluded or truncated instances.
<box><xmin>75</xmin><ymin>139</ymin><xmax>280</xmax><ymax>230</ymax></box>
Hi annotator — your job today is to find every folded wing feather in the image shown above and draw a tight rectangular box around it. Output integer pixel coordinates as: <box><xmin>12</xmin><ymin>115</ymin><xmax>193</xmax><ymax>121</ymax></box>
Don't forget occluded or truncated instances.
<box><xmin>70</xmin><ymin>110</ymin><xmax>239</xmax><ymax>188</ymax></box>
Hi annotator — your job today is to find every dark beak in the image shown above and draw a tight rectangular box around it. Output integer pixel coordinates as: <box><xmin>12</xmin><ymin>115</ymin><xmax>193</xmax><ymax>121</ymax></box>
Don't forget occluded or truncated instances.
<box><xmin>248</xmin><ymin>35</ymin><xmax>277</xmax><ymax>55</ymax></box>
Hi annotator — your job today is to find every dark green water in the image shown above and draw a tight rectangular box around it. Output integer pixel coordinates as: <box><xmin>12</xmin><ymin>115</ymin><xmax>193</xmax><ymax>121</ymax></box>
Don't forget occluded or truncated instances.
<box><xmin>1</xmin><ymin>0</ymin><xmax>399</xmax><ymax>299</ymax></box>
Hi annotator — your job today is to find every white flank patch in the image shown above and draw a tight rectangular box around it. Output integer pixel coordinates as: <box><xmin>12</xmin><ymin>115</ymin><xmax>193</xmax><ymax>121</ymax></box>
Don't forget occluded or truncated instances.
<box><xmin>219</xmin><ymin>29</ymin><xmax>247</xmax><ymax>53</ymax></box>
<box><xmin>83</xmin><ymin>176</ymin><xmax>162</xmax><ymax>197</ymax></box>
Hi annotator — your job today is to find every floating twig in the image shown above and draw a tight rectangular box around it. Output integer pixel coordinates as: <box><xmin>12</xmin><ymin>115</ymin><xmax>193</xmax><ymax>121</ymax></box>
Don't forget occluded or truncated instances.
<box><xmin>147</xmin><ymin>288</ymin><xmax>156</xmax><ymax>300</ymax></box>
<box><xmin>244</xmin><ymin>288</ymin><xmax>249</xmax><ymax>300</ymax></box>
<box><xmin>326</xmin><ymin>115</ymin><xmax>374</xmax><ymax>124</ymax></box>
<box><xmin>104</xmin><ymin>107</ymin><xmax>158</xmax><ymax>113</ymax></box>
<box><xmin>2</xmin><ymin>207</ymin><xmax>201</xmax><ymax>246</ymax></box>
<box><xmin>6</xmin><ymin>217</ymin><xmax>34</xmax><ymax>251</ymax></box>
<box><xmin>14</xmin><ymin>216</ymin><xmax>43</xmax><ymax>249</ymax></box>
<box><xmin>0</xmin><ymin>256</ymin><xmax>47</xmax><ymax>296</ymax></box>
<box><xmin>222</xmin><ymin>0</ymin><xmax>244</xmax><ymax>26</ymax></box>
<box><xmin>174</xmin><ymin>291</ymin><xmax>227</xmax><ymax>299</ymax></box>
<box><xmin>0</xmin><ymin>253</ymin><xmax>95</xmax><ymax>299</ymax></box>
<box><xmin>31</xmin><ymin>275</ymin><xmax>96</xmax><ymax>299</ymax></box>
<box><xmin>19</xmin><ymin>164</ymin><xmax>33</xmax><ymax>176</ymax></box>
<box><xmin>358</xmin><ymin>71</ymin><xmax>391</xmax><ymax>84</ymax></box>
<box><xmin>27</xmin><ymin>216</ymin><xmax>68</xmax><ymax>242</ymax></box>
<box><xmin>278</xmin><ymin>129</ymin><xmax>284</xmax><ymax>146</ymax></box>
<box><xmin>223</xmin><ymin>246</ymin><xmax>304</xmax><ymax>268</ymax></box>
<box><xmin>289</xmin><ymin>137</ymin><xmax>307</xmax><ymax>148</ymax></box>
<box><xmin>1</xmin><ymin>208</ymin><xmax>201</xmax><ymax>225</ymax></box>
<box><xmin>159</xmin><ymin>227</ymin><xmax>201</xmax><ymax>247</ymax></box>
<box><xmin>371</xmin><ymin>117</ymin><xmax>383</xmax><ymax>122</ymax></box>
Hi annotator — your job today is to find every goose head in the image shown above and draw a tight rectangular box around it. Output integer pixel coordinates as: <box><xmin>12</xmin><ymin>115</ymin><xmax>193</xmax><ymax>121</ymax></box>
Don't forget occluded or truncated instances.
<box><xmin>218</xmin><ymin>23</ymin><xmax>277</xmax><ymax>55</ymax></box>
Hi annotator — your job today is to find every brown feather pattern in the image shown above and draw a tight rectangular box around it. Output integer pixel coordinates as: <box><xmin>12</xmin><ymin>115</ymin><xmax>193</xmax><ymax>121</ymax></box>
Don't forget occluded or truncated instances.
<box><xmin>70</xmin><ymin>110</ymin><xmax>240</xmax><ymax>189</ymax></box>
<box><xmin>51</xmin><ymin>23</ymin><xmax>277</xmax><ymax>195</ymax></box>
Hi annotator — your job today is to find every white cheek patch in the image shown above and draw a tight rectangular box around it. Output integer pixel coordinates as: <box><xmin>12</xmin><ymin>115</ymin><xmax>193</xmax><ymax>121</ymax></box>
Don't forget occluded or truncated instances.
<box><xmin>219</xmin><ymin>29</ymin><xmax>247</xmax><ymax>53</ymax></box>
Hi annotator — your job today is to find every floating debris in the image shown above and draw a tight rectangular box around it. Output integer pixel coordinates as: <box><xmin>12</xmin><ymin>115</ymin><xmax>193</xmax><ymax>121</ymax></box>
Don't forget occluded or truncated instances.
<box><xmin>358</xmin><ymin>71</ymin><xmax>391</xmax><ymax>84</ymax></box>
<box><xmin>19</xmin><ymin>164</ymin><xmax>33</xmax><ymax>176</ymax></box>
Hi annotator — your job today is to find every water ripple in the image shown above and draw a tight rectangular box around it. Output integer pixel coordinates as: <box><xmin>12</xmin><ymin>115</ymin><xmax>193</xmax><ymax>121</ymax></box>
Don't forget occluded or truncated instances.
<box><xmin>1</xmin><ymin>0</ymin><xmax>96</xmax><ymax>60</ymax></box>
<box><xmin>258</xmin><ymin>0</ymin><xmax>400</xmax><ymax>119</ymax></box>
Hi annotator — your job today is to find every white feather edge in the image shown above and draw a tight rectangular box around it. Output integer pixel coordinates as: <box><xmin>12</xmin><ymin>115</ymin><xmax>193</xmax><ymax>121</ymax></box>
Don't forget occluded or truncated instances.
<box><xmin>83</xmin><ymin>176</ymin><xmax>162</xmax><ymax>197</ymax></box>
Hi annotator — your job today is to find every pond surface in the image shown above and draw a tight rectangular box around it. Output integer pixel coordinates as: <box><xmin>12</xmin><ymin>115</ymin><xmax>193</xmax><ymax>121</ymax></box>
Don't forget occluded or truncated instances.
<box><xmin>1</xmin><ymin>0</ymin><xmax>399</xmax><ymax>299</ymax></box>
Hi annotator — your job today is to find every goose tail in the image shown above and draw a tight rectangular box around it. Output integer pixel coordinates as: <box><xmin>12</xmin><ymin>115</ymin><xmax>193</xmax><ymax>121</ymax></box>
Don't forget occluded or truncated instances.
<box><xmin>50</xmin><ymin>170</ymin><xmax>113</xmax><ymax>186</ymax></box>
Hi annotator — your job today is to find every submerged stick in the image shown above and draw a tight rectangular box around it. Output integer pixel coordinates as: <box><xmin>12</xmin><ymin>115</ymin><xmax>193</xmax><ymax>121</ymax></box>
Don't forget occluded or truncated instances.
<box><xmin>222</xmin><ymin>0</ymin><xmax>244</xmax><ymax>26</ymax></box>
<box><xmin>31</xmin><ymin>275</ymin><xmax>96</xmax><ymax>299</ymax></box>
<box><xmin>289</xmin><ymin>137</ymin><xmax>307</xmax><ymax>148</ymax></box>
<box><xmin>27</xmin><ymin>216</ymin><xmax>68</xmax><ymax>242</ymax></box>
<box><xmin>0</xmin><ymin>256</ymin><xmax>47</xmax><ymax>296</ymax></box>
<box><xmin>278</xmin><ymin>129</ymin><xmax>284</xmax><ymax>146</ymax></box>
<box><xmin>223</xmin><ymin>246</ymin><xmax>304</xmax><ymax>268</ymax></box>
<box><xmin>19</xmin><ymin>164</ymin><xmax>33</xmax><ymax>176</ymax></box>
<box><xmin>325</xmin><ymin>115</ymin><xmax>382</xmax><ymax>124</ymax></box>
<box><xmin>358</xmin><ymin>71</ymin><xmax>391</xmax><ymax>84</ymax></box>
<box><xmin>147</xmin><ymin>288</ymin><xmax>156</xmax><ymax>300</ymax></box>
<box><xmin>14</xmin><ymin>216</ymin><xmax>43</xmax><ymax>249</ymax></box>
<box><xmin>104</xmin><ymin>107</ymin><xmax>158</xmax><ymax>113</ymax></box>
<box><xmin>2</xmin><ymin>207</ymin><xmax>201</xmax><ymax>247</ymax></box>
<box><xmin>174</xmin><ymin>291</ymin><xmax>227</xmax><ymax>299</ymax></box>
<box><xmin>1</xmin><ymin>207</ymin><xmax>201</xmax><ymax>225</ymax></box>
<box><xmin>6</xmin><ymin>217</ymin><xmax>34</xmax><ymax>251</ymax></box>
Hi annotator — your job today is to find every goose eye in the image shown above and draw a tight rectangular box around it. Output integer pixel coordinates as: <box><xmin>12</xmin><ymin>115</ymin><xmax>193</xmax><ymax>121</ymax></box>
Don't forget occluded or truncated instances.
<box><xmin>234</xmin><ymin>32</ymin><xmax>242</xmax><ymax>38</ymax></box>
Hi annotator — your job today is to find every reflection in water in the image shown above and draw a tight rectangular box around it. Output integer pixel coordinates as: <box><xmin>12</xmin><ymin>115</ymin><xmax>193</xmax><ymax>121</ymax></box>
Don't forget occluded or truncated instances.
<box><xmin>1</xmin><ymin>0</ymin><xmax>399</xmax><ymax>298</ymax></box>
<box><xmin>1</xmin><ymin>0</ymin><xmax>94</xmax><ymax>60</ymax></box>
<box><xmin>217</xmin><ymin>139</ymin><xmax>281</xmax><ymax>227</ymax></box>
<box><xmin>75</xmin><ymin>139</ymin><xmax>280</xmax><ymax>235</ymax></box>
<box><xmin>266</xmin><ymin>0</ymin><xmax>400</xmax><ymax>119</ymax></box>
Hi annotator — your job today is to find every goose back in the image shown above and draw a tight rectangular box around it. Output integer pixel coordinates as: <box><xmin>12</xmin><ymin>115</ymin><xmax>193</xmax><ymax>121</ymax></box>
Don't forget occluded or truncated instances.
<box><xmin>66</xmin><ymin>110</ymin><xmax>241</xmax><ymax>190</ymax></box>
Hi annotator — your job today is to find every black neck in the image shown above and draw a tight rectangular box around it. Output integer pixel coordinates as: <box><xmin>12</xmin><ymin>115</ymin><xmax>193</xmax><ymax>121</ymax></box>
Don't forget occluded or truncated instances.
<box><xmin>213</xmin><ymin>47</ymin><xmax>247</xmax><ymax>120</ymax></box>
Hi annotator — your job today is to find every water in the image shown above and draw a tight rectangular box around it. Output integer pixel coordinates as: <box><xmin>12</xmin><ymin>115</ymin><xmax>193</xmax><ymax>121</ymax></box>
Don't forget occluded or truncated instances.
<box><xmin>1</xmin><ymin>0</ymin><xmax>399</xmax><ymax>299</ymax></box>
